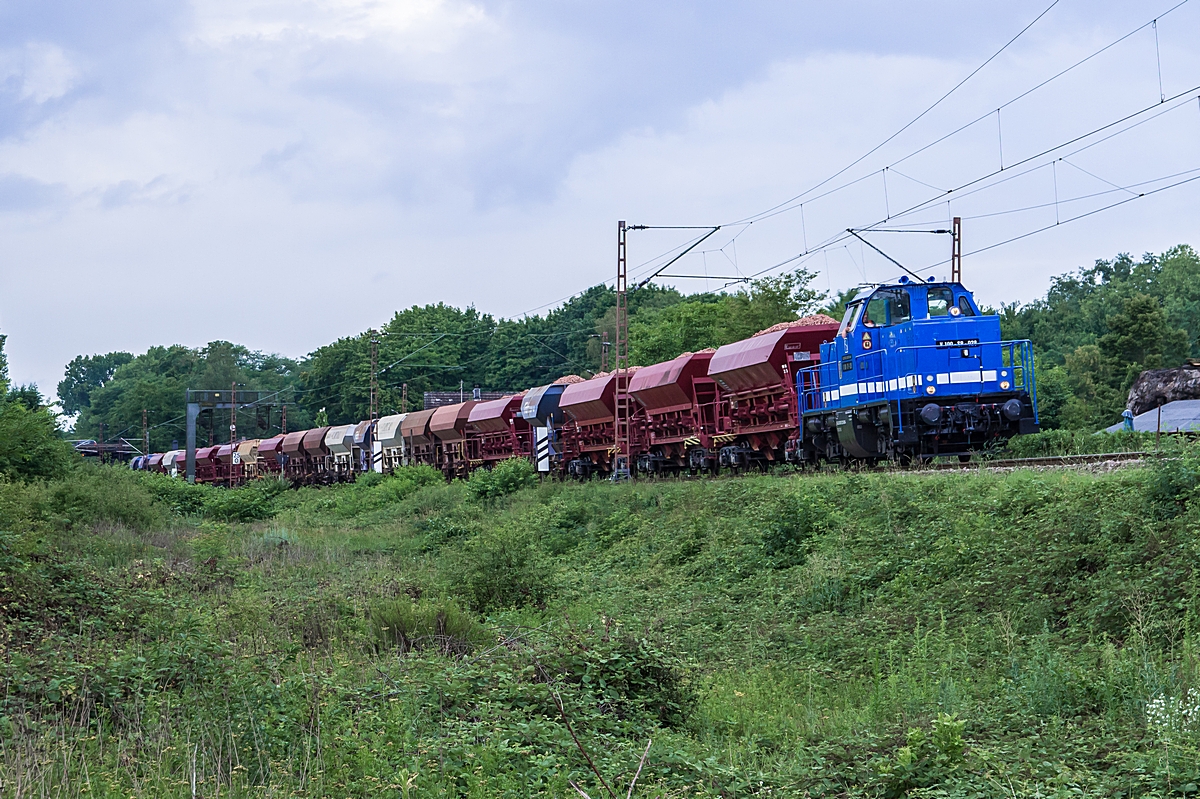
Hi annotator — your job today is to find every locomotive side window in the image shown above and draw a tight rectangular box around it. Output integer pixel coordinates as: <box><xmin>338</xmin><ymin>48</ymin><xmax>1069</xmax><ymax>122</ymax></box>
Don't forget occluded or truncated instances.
<box><xmin>928</xmin><ymin>287</ymin><xmax>953</xmax><ymax>317</ymax></box>
<box><xmin>862</xmin><ymin>289</ymin><xmax>911</xmax><ymax>327</ymax></box>
<box><xmin>957</xmin><ymin>296</ymin><xmax>976</xmax><ymax>316</ymax></box>
<box><xmin>838</xmin><ymin>303</ymin><xmax>862</xmax><ymax>337</ymax></box>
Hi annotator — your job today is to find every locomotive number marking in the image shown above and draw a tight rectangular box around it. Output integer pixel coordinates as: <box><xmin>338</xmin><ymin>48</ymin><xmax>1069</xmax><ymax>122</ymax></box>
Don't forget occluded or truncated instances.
<box><xmin>935</xmin><ymin>338</ymin><xmax>980</xmax><ymax>347</ymax></box>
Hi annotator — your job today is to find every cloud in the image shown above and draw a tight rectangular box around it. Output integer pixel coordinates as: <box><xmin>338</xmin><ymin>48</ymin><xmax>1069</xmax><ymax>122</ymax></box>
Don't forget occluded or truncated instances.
<box><xmin>0</xmin><ymin>172</ymin><xmax>67</xmax><ymax>211</ymax></box>
<box><xmin>0</xmin><ymin>0</ymin><xmax>1197</xmax><ymax>397</ymax></box>
<box><xmin>0</xmin><ymin>42</ymin><xmax>80</xmax><ymax>103</ymax></box>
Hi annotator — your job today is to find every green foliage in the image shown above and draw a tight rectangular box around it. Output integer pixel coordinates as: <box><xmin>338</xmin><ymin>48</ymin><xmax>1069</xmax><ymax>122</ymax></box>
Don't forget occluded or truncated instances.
<box><xmin>0</xmin><ymin>400</ymin><xmax>72</xmax><ymax>480</ymax></box>
<box><xmin>200</xmin><ymin>478</ymin><xmax>289</xmax><ymax>522</ymax></box>
<box><xmin>67</xmin><ymin>341</ymin><xmax>312</xmax><ymax>452</ymax></box>
<box><xmin>759</xmin><ymin>490</ymin><xmax>840</xmax><ymax>568</ymax></box>
<box><xmin>876</xmin><ymin>714</ymin><xmax>967</xmax><ymax>798</ymax></box>
<box><xmin>369</xmin><ymin>597</ymin><xmax>486</xmax><ymax>655</ymax></box>
<box><xmin>57</xmin><ymin>351</ymin><xmax>134</xmax><ymax>416</ymax></box>
<box><xmin>1005</xmin><ymin>246</ymin><xmax>1198</xmax><ymax>430</ymax></box>
<box><xmin>47</xmin><ymin>465</ymin><xmax>168</xmax><ymax>531</ymax></box>
<box><xmin>466</xmin><ymin>457</ymin><xmax>538</xmax><ymax>503</ymax></box>
<box><xmin>1003</xmin><ymin>428</ymin><xmax>1158</xmax><ymax>458</ymax></box>
<box><xmin>450</xmin><ymin>518</ymin><xmax>554</xmax><ymax>612</ymax></box>
<box><xmin>9</xmin><ymin>441</ymin><xmax>1200</xmax><ymax>796</ymax></box>
<box><xmin>630</xmin><ymin>268</ymin><xmax>826</xmax><ymax>364</ymax></box>
<box><xmin>550</xmin><ymin>629</ymin><xmax>698</xmax><ymax>729</ymax></box>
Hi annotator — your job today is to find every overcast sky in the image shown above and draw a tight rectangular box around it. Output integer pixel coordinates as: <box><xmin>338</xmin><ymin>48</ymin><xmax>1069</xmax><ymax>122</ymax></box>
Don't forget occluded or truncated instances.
<box><xmin>1</xmin><ymin>0</ymin><xmax>1198</xmax><ymax>398</ymax></box>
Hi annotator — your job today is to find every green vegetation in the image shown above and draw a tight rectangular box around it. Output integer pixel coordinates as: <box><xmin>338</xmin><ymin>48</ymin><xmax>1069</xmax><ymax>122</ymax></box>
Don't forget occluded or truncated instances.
<box><xmin>0</xmin><ymin>335</ymin><xmax>73</xmax><ymax>482</ymax></box>
<box><xmin>4</xmin><ymin>449</ymin><xmax>1200</xmax><ymax>796</ymax></box>
<box><xmin>1002</xmin><ymin>245</ymin><xmax>1200</xmax><ymax>430</ymax></box>
<box><xmin>62</xmin><ymin>341</ymin><xmax>315</xmax><ymax>454</ymax></box>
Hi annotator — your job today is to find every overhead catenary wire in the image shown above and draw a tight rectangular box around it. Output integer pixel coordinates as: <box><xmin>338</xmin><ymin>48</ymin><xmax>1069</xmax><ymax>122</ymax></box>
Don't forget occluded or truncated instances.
<box><xmin>731</xmin><ymin>83</ymin><xmax>1200</xmax><ymax>284</ymax></box>
<box><xmin>728</xmin><ymin>0</ymin><xmax>1064</xmax><ymax>227</ymax></box>
<box><xmin>719</xmin><ymin>0</ymin><xmax>1191</xmax><ymax>230</ymax></box>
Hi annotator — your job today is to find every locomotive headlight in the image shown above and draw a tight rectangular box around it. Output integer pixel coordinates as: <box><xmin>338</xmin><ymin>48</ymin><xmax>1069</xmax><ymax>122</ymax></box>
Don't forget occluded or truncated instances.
<box><xmin>925</xmin><ymin>385</ymin><xmax>936</xmax><ymax>395</ymax></box>
<box><xmin>999</xmin><ymin>380</ymin><xmax>1011</xmax><ymax>390</ymax></box>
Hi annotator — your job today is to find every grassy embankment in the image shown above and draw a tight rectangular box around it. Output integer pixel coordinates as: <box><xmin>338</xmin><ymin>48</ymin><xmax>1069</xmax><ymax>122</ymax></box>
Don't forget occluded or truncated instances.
<box><xmin>2</xmin><ymin>435</ymin><xmax>1200</xmax><ymax>797</ymax></box>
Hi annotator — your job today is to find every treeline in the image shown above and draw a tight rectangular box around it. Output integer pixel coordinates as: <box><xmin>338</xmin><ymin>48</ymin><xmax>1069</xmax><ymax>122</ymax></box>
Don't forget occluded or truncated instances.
<box><xmin>55</xmin><ymin>271</ymin><xmax>826</xmax><ymax>447</ymax></box>
<box><xmin>39</xmin><ymin>243</ymin><xmax>1200</xmax><ymax>446</ymax></box>
<box><xmin>1001</xmin><ymin>244</ymin><xmax>1200</xmax><ymax>430</ymax></box>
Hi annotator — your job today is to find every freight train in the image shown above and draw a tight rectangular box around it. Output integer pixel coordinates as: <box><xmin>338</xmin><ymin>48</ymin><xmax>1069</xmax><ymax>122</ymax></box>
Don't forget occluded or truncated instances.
<box><xmin>129</xmin><ymin>278</ymin><xmax>1039</xmax><ymax>483</ymax></box>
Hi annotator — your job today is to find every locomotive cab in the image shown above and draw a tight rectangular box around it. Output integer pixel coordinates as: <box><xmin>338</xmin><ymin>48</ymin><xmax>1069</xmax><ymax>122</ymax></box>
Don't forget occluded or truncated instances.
<box><xmin>797</xmin><ymin>277</ymin><xmax>1038</xmax><ymax>463</ymax></box>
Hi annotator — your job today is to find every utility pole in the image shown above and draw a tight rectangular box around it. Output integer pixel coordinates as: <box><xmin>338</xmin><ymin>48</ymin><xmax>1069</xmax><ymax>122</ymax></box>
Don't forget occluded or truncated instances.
<box><xmin>142</xmin><ymin>409</ymin><xmax>148</xmax><ymax>456</ymax></box>
<box><xmin>281</xmin><ymin>403</ymin><xmax>287</xmax><ymax>434</ymax></box>
<box><xmin>98</xmin><ymin>422</ymin><xmax>105</xmax><ymax>465</ymax></box>
<box><xmin>401</xmin><ymin>383</ymin><xmax>409</xmax><ymax>414</ymax></box>
<box><xmin>369</xmin><ymin>330</ymin><xmax>379</xmax><ymax>422</ymax></box>
<box><xmin>229</xmin><ymin>381</ymin><xmax>238</xmax><ymax>487</ymax></box>
<box><xmin>601</xmin><ymin>332</ymin><xmax>610</xmax><ymax>373</ymax></box>
<box><xmin>951</xmin><ymin>216</ymin><xmax>962</xmax><ymax>283</ymax></box>
<box><xmin>613</xmin><ymin>221</ymin><xmax>631</xmax><ymax>479</ymax></box>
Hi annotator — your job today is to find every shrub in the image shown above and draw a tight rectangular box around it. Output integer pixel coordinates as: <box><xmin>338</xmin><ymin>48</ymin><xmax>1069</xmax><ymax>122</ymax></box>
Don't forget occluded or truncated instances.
<box><xmin>48</xmin><ymin>465</ymin><xmax>167</xmax><ymax>532</ymax></box>
<box><xmin>551</xmin><ymin>631</ymin><xmax>697</xmax><ymax>729</ymax></box>
<box><xmin>451</xmin><ymin>522</ymin><xmax>553</xmax><ymax>613</ymax></box>
<box><xmin>370</xmin><ymin>597</ymin><xmax>485</xmax><ymax>655</ymax></box>
<box><xmin>760</xmin><ymin>490</ymin><xmax>840</xmax><ymax>568</ymax></box>
<box><xmin>201</xmin><ymin>478</ymin><xmax>287</xmax><ymax>522</ymax></box>
<box><xmin>875</xmin><ymin>714</ymin><xmax>967</xmax><ymax>798</ymax></box>
<box><xmin>466</xmin><ymin>458</ymin><xmax>537</xmax><ymax>503</ymax></box>
<box><xmin>136</xmin><ymin>471</ymin><xmax>214</xmax><ymax>516</ymax></box>
<box><xmin>0</xmin><ymin>402</ymin><xmax>72</xmax><ymax>481</ymax></box>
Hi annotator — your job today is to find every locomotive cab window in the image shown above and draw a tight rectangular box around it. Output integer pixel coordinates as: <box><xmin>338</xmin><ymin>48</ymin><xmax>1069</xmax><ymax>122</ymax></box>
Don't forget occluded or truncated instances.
<box><xmin>928</xmin><ymin>287</ymin><xmax>953</xmax><ymax>317</ymax></box>
<box><xmin>957</xmin><ymin>296</ymin><xmax>976</xmax><ymax>316</ymax></box>
<box><xmin>838</xmin><ymin>303</ymin><xmax>862</xmax><ymax>337</ymax></box>
<box><xmin>862</xmin><ymin>289</ymin><xmax>910</xmax><ymax>328</ymax></box>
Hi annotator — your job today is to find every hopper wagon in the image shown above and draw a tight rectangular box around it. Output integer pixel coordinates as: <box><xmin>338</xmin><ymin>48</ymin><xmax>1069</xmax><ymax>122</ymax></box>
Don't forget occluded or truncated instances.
<box><xmin>629</xmin><ymin>350</ymin><xmax>717</xmax><ymax>475</ymax></box>
<box><xmin>468</xmin><ymin>394</ymin><xmax>531</xmax><ymax>467</ymax></box>
<box><xmin>707</xmin><ymin>318</ymin><xmax>839</xmax><ymax>470</ymax></box>
<box><xmin>430</xmin><ymin>401</ymin><xmax>479</xmax><ymax>479</ymax></box>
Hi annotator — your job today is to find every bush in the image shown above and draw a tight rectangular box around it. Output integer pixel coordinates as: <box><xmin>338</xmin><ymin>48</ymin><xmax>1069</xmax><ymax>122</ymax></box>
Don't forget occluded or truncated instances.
<box><xmin>0</xmin><ymin>402</ymin><xmax>72</xmax><ymax>481</ymax></box>
<box><xmin>201</xmin><ymin>478</ymin><xmax>288</xmax><ymax>522</ymax></box>
<box><xmin>48</xmin><ymin>465</ymin><xmax>167</xmax><ymax>532</ymax></box>
<box><xmin>550</xmin><ymin>630</ymin><xmax>697</xmax><ymax>729</ymax></box>
<box><xmin>369</xmin><ymin>597</ymin><xmax>485</xmax><ymax>655</ymax></box>
<box><xmin>760</xmin><ymin>490</ymin><xmax>840</xmax><ymax>568</ymax></box>
<box><xmin>466</xmin><ymin>458</ymin><xmax>537</xmax><ymax>503</ymax></box>
<box><xmin>136</xmin><ymin>471</ymin><xmax>214</xmax><ymax>516</ymax></box>
<box><xmin>451</xmin><ymin>521</ymin><xmax>553</xmax><ymax>613</ymax></box>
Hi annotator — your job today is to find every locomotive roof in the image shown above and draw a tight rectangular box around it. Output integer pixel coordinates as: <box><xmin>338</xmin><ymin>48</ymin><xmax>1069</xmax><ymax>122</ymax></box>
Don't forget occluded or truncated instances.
<box><xmin>848</xmin><ymin>278</ymin><xmax>968</xmax><ymax>301</ymax></box>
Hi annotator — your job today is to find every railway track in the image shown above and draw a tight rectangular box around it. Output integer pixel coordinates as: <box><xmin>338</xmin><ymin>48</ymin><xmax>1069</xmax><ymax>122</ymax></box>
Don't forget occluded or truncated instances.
<box><xmin>931</xmin><ymin>451</ymin><xmax>1152</xmax><ymax>470</ymax></box>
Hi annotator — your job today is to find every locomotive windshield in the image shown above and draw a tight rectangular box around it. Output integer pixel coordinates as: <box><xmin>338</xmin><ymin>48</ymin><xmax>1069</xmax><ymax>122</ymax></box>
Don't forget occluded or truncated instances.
<box><xmin>861</xmin><ymin>288</ymin><xmax>911</xmax><ymax>327</ymax></box>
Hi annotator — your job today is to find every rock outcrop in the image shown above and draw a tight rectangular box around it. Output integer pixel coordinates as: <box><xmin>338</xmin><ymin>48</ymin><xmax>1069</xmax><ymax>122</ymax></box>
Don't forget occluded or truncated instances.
<box><xmin>1127</xmin><ymin>364</ymin><xmax>1200</xmax><ymax>415</ymax></box>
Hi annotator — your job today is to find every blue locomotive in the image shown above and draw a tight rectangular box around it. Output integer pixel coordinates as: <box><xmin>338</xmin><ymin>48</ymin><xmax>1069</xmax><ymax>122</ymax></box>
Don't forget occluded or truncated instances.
<box><xmin>794</xmin><ymin>277</ymin><xmax>1038</xmax><ymax>464</ymax></box>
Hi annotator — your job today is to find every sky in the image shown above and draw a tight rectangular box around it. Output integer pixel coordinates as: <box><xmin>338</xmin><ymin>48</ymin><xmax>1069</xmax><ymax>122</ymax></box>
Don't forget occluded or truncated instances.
<box><xmin>1</xmin><ymin>0</ymin><xmax>1198</xmax><ymax>398</ymax></box>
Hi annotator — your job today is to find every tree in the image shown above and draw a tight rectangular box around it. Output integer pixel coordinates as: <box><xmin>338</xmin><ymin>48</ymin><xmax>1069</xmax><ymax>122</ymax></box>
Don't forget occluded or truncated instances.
<box><xmin>57</xmin><ymin>352</ymin><xmax>134</xmax><ymax>416</ymax></box>
<box><xmin>0</xmin><ymin>336</ymin><xmax>71</xmax><ymax>480</ymax></box>
<box><xmin>630</xmin><ymin>268</ymin><xmax>826</xmax><ymax>365</ymax></box>
<box><xmin>68</xmin><ymin>343</ymin><xmax>311</xmax><ymax>452</ymax></box>
<box><xmin>1097</xmin><ymin>293</ymin><xmax>1187</xmax><ymax>392</ymax></box>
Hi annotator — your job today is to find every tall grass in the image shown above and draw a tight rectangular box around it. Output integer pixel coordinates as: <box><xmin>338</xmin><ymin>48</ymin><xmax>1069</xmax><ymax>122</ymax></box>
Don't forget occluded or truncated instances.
<box><xmin>3</xmin><ymin>450</ymin><xmax>1200</xmax><ymax>795</ymax></box>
